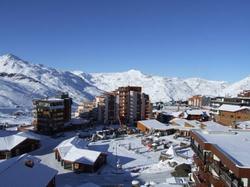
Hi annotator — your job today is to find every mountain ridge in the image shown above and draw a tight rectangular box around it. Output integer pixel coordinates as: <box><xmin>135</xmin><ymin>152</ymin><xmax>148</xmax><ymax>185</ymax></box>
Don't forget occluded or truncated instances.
<box><xmin>0</xmin><ymin>54</ymin><xmax>250</xmax><ymax>110</ymax></box>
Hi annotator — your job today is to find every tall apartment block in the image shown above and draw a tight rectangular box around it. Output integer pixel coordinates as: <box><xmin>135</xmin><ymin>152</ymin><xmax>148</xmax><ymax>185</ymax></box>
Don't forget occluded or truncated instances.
<box><xmin>76</xmin><ymin>86</ymin><xmax>152</xmax><ymax>125</ymax></box>
<box><xmin>104</xmin><ymin>92</ymin><xmax>118</xmax><ymax>124</ymax></box>
<box><xmin>33</xmin><ymin>93</ymin><xmax>72</xmax><ymax>135</ymax></box>
<box><xmin>94</xmin><ymin>96</ymin><xmax>106</xmax><ymax>123</ymax></box>
<box><xmin>141</xmin><ymin>93</ymin><xmax>152</xmax><ymax>120</ymax></box>
<box><xmin>116</xmin><ymin>86</ymin><xmax>142</xmax><ymax>125</ymax></box>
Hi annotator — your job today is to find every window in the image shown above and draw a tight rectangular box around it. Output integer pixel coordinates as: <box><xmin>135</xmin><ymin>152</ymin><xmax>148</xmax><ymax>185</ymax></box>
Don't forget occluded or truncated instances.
<box><xmin>74</xmin><ymin>163</ymin><xmax>79</xmax><ymax>169</ymax></box>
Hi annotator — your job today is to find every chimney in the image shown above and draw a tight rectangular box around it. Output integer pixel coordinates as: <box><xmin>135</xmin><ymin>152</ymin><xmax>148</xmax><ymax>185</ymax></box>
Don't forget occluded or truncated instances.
<box><xmin>25</xmin><ymin>160</ymin><xmax>34</xmax><ymax>168</ymax></box>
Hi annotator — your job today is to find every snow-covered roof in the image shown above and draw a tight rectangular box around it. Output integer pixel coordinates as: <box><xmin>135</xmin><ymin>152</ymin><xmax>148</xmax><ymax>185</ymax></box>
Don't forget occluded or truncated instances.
<box><xmin>0</xmin><ymin>154</ymin><xmax>58</xmax><ymax>187</ymax></box>
<box><xmin>218</xmin><ymin>104</ymin><xmax>250</xmax><ymax>112</ymax></box>
<box><xmin>55</xmin><ymin>137</ymin><xmax>102</xmax><ymax>165</ymax></box>
<box><xmin>78</xmin><ymin>183</ymin><xmax>100</xmax><ymax>187</ymax></box>
<box><xmin>160</xmin><ymin>111</ymin><xmax>183</xmax><ymax>118</ymax></box>
<box><xmin>0</xmin><ymin>131</ymin><xmax>40</xmax><ymax>151</ymax></box>
<box><xmin>185</xmin><ymin>110</ymin><xmax>204</xmax><ymax>115</ymax></box>
<box><xmin>170</xmin><ymin>118</ymin><xmax>200</xmax><ymax>128</ymax></box>
<box><xmin>138</xmin><ymin>120</ymin><xmax>172</xmax><ymax>131</ymax></box>
<box><xmin>201</xmin><ymin>121</ymin><xmax>230</xmax><ymax>132</ymax></box>
<box><xmin>236</xmin><ymin>121</ymin><xmax>250</xmax><ymax>129</ymax></box>
<box><xmin>193</xmin><ymin>130</ymin><xmax>250</xmax><ymax>168</ymax></box>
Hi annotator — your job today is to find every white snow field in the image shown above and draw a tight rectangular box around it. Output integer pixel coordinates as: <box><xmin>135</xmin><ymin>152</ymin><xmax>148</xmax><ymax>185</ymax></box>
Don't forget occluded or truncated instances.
<box><xmin>25</xmin><ymin>129</ymin><xmax>193</xmax><ymax>187</ymax></box>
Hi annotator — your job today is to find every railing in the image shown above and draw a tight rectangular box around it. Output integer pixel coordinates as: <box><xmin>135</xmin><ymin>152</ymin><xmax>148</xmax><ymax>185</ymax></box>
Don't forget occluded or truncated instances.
<box><xmin>210</xmin><ymin>160</ymin><xmax>240</xmax><ymax>187</ymax></box>
<box><xmin>192</xmin><ymin>172</ymin><xmax>209</xmax><ymax>187</ymax></box>
<box><xmin>191</xmin><ymin>143</ymin><xmax>204</xmax><ymax>161</ymax></box>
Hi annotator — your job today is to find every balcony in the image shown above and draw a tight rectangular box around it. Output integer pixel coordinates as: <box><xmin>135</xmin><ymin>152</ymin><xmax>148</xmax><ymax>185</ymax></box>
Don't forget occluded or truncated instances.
<box><xmin>210</xmin><ymin>160</ymin><xmax>242</xmax><ymax>187</ymax></box>
<box><xmin>193</xmin><ymin>155</ymin><xmax>203</xmax><ymax>167</ymax></box>
<box><xmin>193</xmin><ymin>171</ymin><xmax>209</xmax><ymax>187</ymax></box>
<box><xmin>191</xmin><ymin>143</ymin><xmax>204</xmax><ymax>161</ymax></box>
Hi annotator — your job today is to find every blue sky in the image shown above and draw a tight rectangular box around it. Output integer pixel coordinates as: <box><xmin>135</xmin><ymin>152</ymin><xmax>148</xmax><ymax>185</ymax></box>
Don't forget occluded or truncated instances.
<box><xmin>0</xmin><ymin>0</ymin><xmax>250</xmax><ymax>82</ymax></box>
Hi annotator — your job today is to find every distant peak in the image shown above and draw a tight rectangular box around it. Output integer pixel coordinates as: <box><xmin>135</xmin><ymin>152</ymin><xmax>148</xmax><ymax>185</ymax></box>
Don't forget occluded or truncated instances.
<box><xmin>0</xmin><ymin>53</ymin><xmax>30</xmax><ymax>68</ymax></box>
<box><xmin>1</xmin><ymin>53</ymin><xmax>22</xmax><ymax>61</ymax></box>
<box><xmin>127</xmin><ymin>69</ymin><xmax>143</xmax><ymax>74</ymax></box>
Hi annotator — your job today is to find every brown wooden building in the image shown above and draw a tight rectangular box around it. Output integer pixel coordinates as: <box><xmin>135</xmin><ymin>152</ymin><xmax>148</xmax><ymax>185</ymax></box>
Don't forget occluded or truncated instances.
<box><xmin>0</xmin><ymin>132</ymin><xmax>40</xmax><ymax>160</ymax></box>
<box><xmin>191</xmin><ymin>130</ymin><xmax>250</xmax><ymax>187</ymax></box>
<box><xmin>54</xmin><ymin>137</ymin><xmax>106</xmax><ymax>173</ymax></box>
<box><xmin>216</xmin><ymin>104</ymin><xmax>250</xmax><ymax>126</ymax></box>
<box><xmin>184</xmin><ymin>109</ymin><xmax>210</xmax><ymax>121</ymax></box>
<box><xmin>137</xmin><ymin>119</ymin><xmax>175</xmax><ymax>135</ymax></box>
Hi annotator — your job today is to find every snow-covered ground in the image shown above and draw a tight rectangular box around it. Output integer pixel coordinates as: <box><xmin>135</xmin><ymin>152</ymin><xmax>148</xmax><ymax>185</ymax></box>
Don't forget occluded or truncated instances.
<box><xmin>26</xmin><ymin>129</ymin><xmax>193</xmax><ymax>187</ymax></box>
<box><xmin>0</xmin><ymin>107</ymin><xmax>32</xmax><ymax>126</ymax></box>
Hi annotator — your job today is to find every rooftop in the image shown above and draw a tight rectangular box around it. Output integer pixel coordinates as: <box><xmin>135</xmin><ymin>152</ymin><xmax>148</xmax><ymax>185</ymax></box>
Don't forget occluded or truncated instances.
<box><xmin>0</xmin><ymin>131</ymin><xmax>40</xmax><ymax>151</ymax></box>
<box><xmin>185</xmin><ymin>109</ymin><xmax>209</xmax><ymax>116</ymax></box>
<box><xmin>0</xmin><ymin>154</ymin><xmax>57</xmax><ymax>187</ymax></box>
<box><xmin>218</xmin><ymin>104</ymin><xmax>250</xmax><ymax>112</ymax></box>
<box><xmin>236</xmin><ymin>121</ymin><xmax>250</xmax><ymax>129</ymax></box>
<box><xmin>138</xmin><ymin>119</ymin><xmax>172</xmax><ymax>131</ymax></box>
<box><xmin>201</xmin><ymin>121</ymin><xmax>230</xmax><ymax>132</ymax></box>
<box><xmin>55</xmin><ymin>137</ymin><xmax>102</xmax><ymax>165</ymax></box>
<box><xmin>193</xmin><ymin>130</ymin><xmax>250</xmax><ymax>168</ymax></box>
<box><xmin>170</xmin><ymin>118</ymin><xmax>200</xmax><ymax>128</ymax></box>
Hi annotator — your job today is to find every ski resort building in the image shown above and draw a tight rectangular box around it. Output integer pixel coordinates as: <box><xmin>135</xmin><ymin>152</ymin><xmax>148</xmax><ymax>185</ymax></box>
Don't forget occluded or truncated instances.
<box><xmin>0</xmin><ymin>154</ymin><xmax>58</xmax><ymax>187</ymax></box>
<box><xmin>75</xmin><ymin>101</ymin><xmax>96</xmax><ymax>118</ymax></box>
<box><xmin>210</xmin><ymin>96</ymin><xmax>250</xmax><ymax>112</ymax></box>
<box><xmin>33</xmin><ymin>93</ymin><xmax>72</xmax><ymax>135</ymax></box>
<box><xmin>137</xmin><ymin>119</ymin><xmax>175</xmax><ymax>135</ymax></box>
<box><xmin>54</xmin><ymin>137</ymin><xmax>107</xmax><ymax>173</ymax></box>
<box><xmin>117</xmin><ymin>86</ymin><xmax>143</xmax><ymax>124</ymax></box>
<box><xmin>0</xmin><ymin>131</ymin><xmax>40</xmax><ymax>160</ymax></box>
<box><xmin>215</xmin><ymin>104</ymin><xmax>250</xmax><ymax>126</ymax></box>
<box><xmin>238</xmin><ymin>90</ymin><xmax>250</xmax><ymax>98</ymax></box>
<box><xmin>155</xmin><ymin>111</ymin><xmax>183</xmax><ymax>124</ymax></box>
<box><xmin>104</xmin><ymin>92</ymin><xmax>118</xmax><ymax>124</ymax></box>
<box><xmin>170</xmin><ymin>119</ymin><xmax>229</xmax><ymax>137</ymax></box>
<box><xmin>191</xmin><ymin>130</ymin><xmax>250</xmax><ymax>187</ymax></box>
<box><xmin>188</xmin><ymin>95</ymin><xmax>211</xmax><ymax>107</ymax></box>
<box><xmin>183</xmin><ymin>109</ymin><xmax>210</xmax><ymax>121</ymax></box>
<box><xmin>82</xmin><ymin>86</ymin><xmax>152</xmax><ymax>125</ymax></box>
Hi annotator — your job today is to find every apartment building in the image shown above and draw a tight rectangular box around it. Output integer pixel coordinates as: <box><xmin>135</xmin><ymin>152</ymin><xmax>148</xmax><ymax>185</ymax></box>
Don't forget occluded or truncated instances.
<box><xmin>117</xmin><ymin>86</ymin><xmax>142</xmax><ymax>125</ymax></box>
<box><xmin>76</xmin><ymin>86</ymin><xmax>152</xmax><ymax>125</ymax></box>
<box><xmin>104</xmin><ymin>92</ymin><xmax>118</xmax><ymax>124</ymax></box>
<box><xmin>94</xmin><ymin>96</ymin><xmax>105</xmax><ymax>123</ymax></box>
<box><xmin>61</xmin><ymin>93</ymin><xmax>72</xmax><ymax>122</ymax></box>
<box><xmin>215</xmin><ymin>104</ymin><xmax>250</xmax><ymax>126</ymax></box>
<box><xmin>211</xmin><ymin>97</ymin><xmax>250</xmax><ymax>109</ymax></box>
<box><xmin>188</xmin><ymin>95</ymin><xmax>211</xmax><ymax>107</ymax></box>
<box><xmin>191</xmin><ymin>130</ymin><xmax>250</xmax><ymax>187</ymax></box>
<box><xmin>33</xmin><ymin>93</ymin><xmax>72</xmax><ymax>135</ymax></box>
<box><xmin>238</xmin><ymin>90</ymin><xmax>250</xmax><ymax>97</ymax></box>
<box><xmin>141</xmin><ymin>93</ymin><xmax>152</xmax><ymax>120</ymax></box>
<box><xmin>75</xmin><ymin>101</ymin><xmax>96</xmax><ymax>118</ymax></box>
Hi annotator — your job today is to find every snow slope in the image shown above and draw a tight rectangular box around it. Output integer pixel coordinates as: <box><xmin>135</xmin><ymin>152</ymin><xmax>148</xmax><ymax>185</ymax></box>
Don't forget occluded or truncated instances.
<box><xmin>0</xmin><ymin>54</ymin><xmax>102</xmax><ymax>109</ymax></box>
<box><xmin>0</xmin><ymin>53</ymin><xmax>249</xmax><ymax>110</ymax></box>
<box><xmin>74</xmin><ymin>69</ymin><xmax>230</xmax><ymax>102</ymax></box>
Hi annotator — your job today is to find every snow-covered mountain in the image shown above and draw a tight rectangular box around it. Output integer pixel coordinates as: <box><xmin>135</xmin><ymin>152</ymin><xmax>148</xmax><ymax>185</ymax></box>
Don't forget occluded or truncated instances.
<box><xmin>0</xmin><ymin>54</ymin><xmax>250</xmax><ymax>110</ymax></box>
<box><xmin>0</xmin><ymin>54</ymin><xmax>102</xmax><ymax>109</ymax></box>
<box><xmin>73</xmin><ymin>69</ymin><xmax>230</xmax><ymax>102</ymax></box>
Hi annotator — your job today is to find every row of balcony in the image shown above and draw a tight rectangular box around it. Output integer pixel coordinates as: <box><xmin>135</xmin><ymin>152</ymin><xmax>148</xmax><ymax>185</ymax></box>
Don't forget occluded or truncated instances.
<box><xmin>192</xmin><ymin>143</ymin><xmax>244</xmax><ymax>187</ymax></box>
